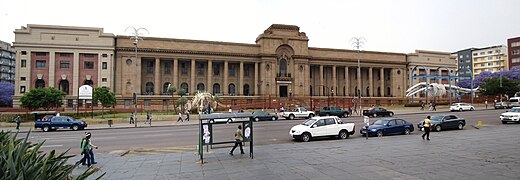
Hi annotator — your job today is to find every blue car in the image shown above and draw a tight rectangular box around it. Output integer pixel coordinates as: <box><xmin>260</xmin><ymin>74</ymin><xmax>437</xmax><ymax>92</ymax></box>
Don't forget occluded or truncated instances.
<box><xmin>35</xmin><ymin>116</ymin><xmax>87</xmax><ymax>132</ymax></box>
<box><xmin>360</xmin><ymin>118</ymin><xmax>414</xmax><ymax>137</ymax></box>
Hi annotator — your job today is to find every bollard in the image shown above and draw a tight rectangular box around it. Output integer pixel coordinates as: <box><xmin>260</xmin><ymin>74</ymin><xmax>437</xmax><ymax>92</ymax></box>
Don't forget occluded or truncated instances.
<box><xmin>477</xmin><ymin>121</ymin><xmax>483</xmax><ymax>126</ymax></box>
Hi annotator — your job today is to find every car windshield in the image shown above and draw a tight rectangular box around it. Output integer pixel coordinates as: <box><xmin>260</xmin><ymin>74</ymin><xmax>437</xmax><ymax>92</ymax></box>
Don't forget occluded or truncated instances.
<box><xmin>429</xmin><ymin>115</ymin><xmax>443</xmax><ymax>121</ymax></box>
<box><xmin>451</xmin><ymin>103</ymin><xmax>459</xmax><ymax>106</ymax></box>
<box><xmin>372</xmin><ymin>119</ymin><xmax>390</xmax><ymax>125</ymax></box>
<box><xmin>368</xmin><ymin>108</ymin><xmax>376</xmax><ymax>111</ymax></box>
<box><xmin>507</xmin><ymin>108</ymin><xmax>520</xmax><ymax>113</ymax></box>
<box><xmin>302</xmin><ymin>119</ymin><xmax>317</xmax><ymax>126</ymax></box>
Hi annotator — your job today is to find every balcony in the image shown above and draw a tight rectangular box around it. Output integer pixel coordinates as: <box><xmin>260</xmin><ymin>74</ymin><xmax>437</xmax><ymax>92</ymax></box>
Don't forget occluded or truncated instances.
<box><xmin>275</xmin><ymin>72</ymin><xmax>293</xmax><ymax>81</ymax></box>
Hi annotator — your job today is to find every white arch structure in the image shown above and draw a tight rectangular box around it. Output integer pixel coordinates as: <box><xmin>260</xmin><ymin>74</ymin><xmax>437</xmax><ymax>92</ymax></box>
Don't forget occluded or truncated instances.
<box><xmin>406</xmin><ymin>82</ymin><xmax>479</xmax><ymax>98</ymax></box>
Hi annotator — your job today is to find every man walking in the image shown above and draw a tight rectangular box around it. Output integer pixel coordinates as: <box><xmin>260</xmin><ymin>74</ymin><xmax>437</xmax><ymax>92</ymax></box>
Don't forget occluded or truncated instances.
<box><xmin>186</xmin><ymin>111</ymin><xmax>190</xmax><ymax>121</ymax></box>
<box><xmin>422</xmin><ymin>116</ymin><xmax>431</xmax><ymax>141</ymax></box>
<box><xmin>86</xmin><ymin>132</ymin><xmax>98</xmax><ymax>164</ymax></box>
<box><xmin>420</xmin><ymin>101</ymin><xmax>425</xmax><ymax>111</ymax></box>
<box><xmin>177</xmin><ymin>112</ymin><xmax>183</xmax><ymax>122</ymax></box>
<box><xmin>78</xmin><ymin>132</ymin><xmax>92</xmax><ymax>166</ymax></box>
<box><xmin>129</xmin><ymin>112</ymin><xmax>135</xmax><ymax>124</ymax></box>
<box><xmin>229</xmin><ymin>125</ymin><xmax>245</xmax><ymax>155</ymax></box>
<box><xmin>432</xmin><ymin>103</ymin><xmax>437</xmax><ymax>111</ymax></box>
<box><xmin>14</xmin><ymin>115</ymin><xmax>21</xmax><ymax>130</ymax></box>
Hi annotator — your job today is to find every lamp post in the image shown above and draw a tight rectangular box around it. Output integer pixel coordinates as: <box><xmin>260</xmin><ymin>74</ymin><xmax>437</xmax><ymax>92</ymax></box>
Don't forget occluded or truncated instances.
<box><xmin>331</xmin><ymin>89</ymin><xmax>334</xmax><ymax>106</ymax></box>
<box><xmin>351</xmin><ymin>37</ymin><xmax>366</xmax><ymax>117</ymax></box>
<box><xmin>126</xmin><ymin>26</ymin><xmax>148</xmax><ymax>128</ymax></box>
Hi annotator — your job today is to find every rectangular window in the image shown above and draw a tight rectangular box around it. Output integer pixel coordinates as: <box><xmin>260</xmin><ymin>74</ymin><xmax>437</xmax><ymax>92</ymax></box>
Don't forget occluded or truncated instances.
<box><xmin>102</xmin><ymin>78</ymin><xmax>107</xmax><ymax>82</ymax></box>
<box><xmin>229</xmin><ymin>64</ymin><xmax>235</xmax><ymax>76</ymax></box>
<box><xmin>102</xmin><ymin>54</ymin><xmax>108</xmax><ymax>58</ymax></box>
<box><xmin>83</xmin><ymin>54</ymin><xmax>95</xmax><ymax>58</ymax></box>
<box><xmin>102</xmin><ymin>62</ymin><xmax>107</xmax><ymax>69</ymax></box>
<box><xmin>473</xmin><ymin>53</ymin><xmax>478</xmax><ymax>56</ymax></box>
<box><xmin>20</xmin><ymin>86</ymin><xmax>26</xmax><ymax>93</ymax></box>
<box><xmin>488</xmin><ymin>62</ymin><xmax>492</xmax><ymax>66</ymax></box>
<box><xmin>67</xmin><ymin>99</ymin><xmax>73</xmax><ymax>108</ymax></box>
<box><xmin>481</xmin><ymin>63</ymin><xmax>485</xmax><ymax>67</ymax></box>
<box><xmin>164</xmin><ymin>62</ymin><xmax>171</xmax><ymax>74</ymax></box>
<box><xmin>59</xmin><ymin>53</ymin><xmax>71</xmax><ymax>57</ymax></box>
<box><xmin>21</xmin><ymin>51</ymin><xmax>27</xmax><ymax>55</ymax></box>
<box><xmin>213</xmin><ymin>64</ymin><xmax>220</xmax><ymax>76</ymax></box>
<box><xmin>60</xmin><ymin>61</ymin><xmax>70</xmax><ymax>69</ymax></box>
<box><xmin>21</xmin><ymin>59</ymin><xmax>26</xmax><ymax>68</ymax></box>
<box><xmin>512</xmin><ymin>58</ymin><xmax>520</xmax><ymax>63</ymax></box>
<box><xmin>480</xmin><ymin>52</ymin><xmax>485</xmax><ymax>55</ymax></box>
<box><xmin>20</xmin><ymin>77</ymin><xmax>26</xmax><ymax>81</ymax></box>
<box><xmin>35</xmin><ymin>60</ymin><xmax>46</xmax><ymax>68</ymax></box>
<box><xmin>181</xmin><ymin>63</ymin><xmax>188</xmax><ymax>75</ymax></box>
<box><xmin>35</xmin><ymin>52</ymin><xmax>47</xmax><ymax>56</ymax></box>
<box><xmin>84</xmin><ymin>61</ymin><xmax>94</xmax><ymax>69</ymax></box>
<box><xmin>244</xmin><ymin>65</ymin><xmax>250</xmax><ymax>77</ymax></box>
<box><xmin>488</xmin><ymin>56</ymin><xmax>493</xmax><ymax>60</ymax></box>
<box><xmin>511</xmin><ymin>42</ymin><xmax>520</xmax><ymax>47</ymax></box>
<box><xmin>144</xmin><ymin>99</ymin><xmax>151</xmax><ymax>106</ymax></box>
<box><xmin>232</xmin><ymin>99</ymin><xmax>237</xmax><ymax>105</ymax></box>
<box><xmin>487</xmin><ymin>51</ymin><xmax>493</xmax><ymax>54</ymax></box>
<box><xmin>512</xmin><ymin>50</ymin><xmax>520</xmax><ymax>55</ymax></box>
<box><xmin>197</xmin><ymin>63</ymin><xmax>204</xmax><ymax>75</ymax></box>
<box><xmin>146</xmin><ymin>61</ymin><xmax>154</xmax><ymax>74</ymax></box>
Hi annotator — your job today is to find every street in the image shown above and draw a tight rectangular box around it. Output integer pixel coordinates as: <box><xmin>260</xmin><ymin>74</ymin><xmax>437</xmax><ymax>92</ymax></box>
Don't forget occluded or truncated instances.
<box><xmin>20</xmin><ymin>109</ymin><xmax>507</xmax><ymax>154</ymax></box>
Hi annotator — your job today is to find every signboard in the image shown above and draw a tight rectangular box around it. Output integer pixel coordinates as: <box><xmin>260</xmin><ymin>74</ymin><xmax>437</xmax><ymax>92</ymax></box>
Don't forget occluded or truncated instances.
<box><xmin>203</xmin><ymin>125</ymin><xmax>211</xmax><ymax>144</ymax></box>
<box><xmin>363</xmin><ymin>116</ymin><xmax>370</xmax><ymax>126</ymax></box>
<box><xmin>78</xmin><ymin>85</ymin><xmax>93</xmax><ymax>100</ymax></box>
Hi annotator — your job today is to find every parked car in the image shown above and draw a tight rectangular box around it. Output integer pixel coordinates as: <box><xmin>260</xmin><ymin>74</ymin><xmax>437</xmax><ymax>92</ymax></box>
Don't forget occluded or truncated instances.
<box><xmin>417</xmin><ymin>115</ymin><xmax>466</xmax><ymax>132</ymax></box>
<box><xmin>250</xmin><ymin>111</ymin><xmax>278</xmax><ymax>121</ymax></box>
<box><xmin>289</xmin><ymin>116</ymin><xmax>355</xmax><ymax>142</ymax></box>
<box><xmin>500</xmin><ymin>107</ymin><xmax>520</xmax><ymax>124</ymax></box>
<box><xmin>34</xmin><ymin>116</ymin><xmax>87</xmax><ymax>132</ymax></box>
<box><xmin>208</xmin><ymin>113</ymin><xmax>235</xmax><ymax>123</ymax></box>
<box><xmin>362</xmin><ymin>107</ymin><xmax>394</xmax><ymax>117</ymax></box>
<box><xmin>494</xmin><ymin>97</ymin><xmax>520</xmax><ymax>109</ymax></box>
<box><xmin>282</xmin><ymin>107</ymin><xmax>315</xmax><ymax>120</ymax></box>
<box><xmin>450</xmin><ymin>103</ymin><xmax>474</xmax><ymax>112</ymax></box>
<box><xmin>316</xmin><ymin>106</ymin><xmax>350</xmax><ymax>117</ymax></box>
<box><xmin>360</xmin><ymin>118</ymin><xmax>414</xmax><ymax>137</ymax></box>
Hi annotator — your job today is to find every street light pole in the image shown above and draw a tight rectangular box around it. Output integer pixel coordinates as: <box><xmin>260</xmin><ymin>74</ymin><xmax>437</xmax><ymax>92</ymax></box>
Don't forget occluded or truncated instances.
<box><xmin>351</xmin><ymin>37</ymin><xmax>366</xmax><ymax>117</ymax></box>
<box><xmin>126</xmin><ymin>26</ymin><xmax>149</xmax><ymax>128</ymax></box>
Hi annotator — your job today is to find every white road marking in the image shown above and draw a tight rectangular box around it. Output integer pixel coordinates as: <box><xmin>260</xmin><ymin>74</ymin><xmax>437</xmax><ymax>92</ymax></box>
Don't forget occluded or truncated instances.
<box><xmin>41</xmin><ymin>144</ymin><xmax>63</xmax><ymax>148</ymax></box>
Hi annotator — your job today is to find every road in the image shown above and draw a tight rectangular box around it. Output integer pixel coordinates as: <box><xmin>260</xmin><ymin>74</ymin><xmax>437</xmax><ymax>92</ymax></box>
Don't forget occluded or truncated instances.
<box><xmin>20</xmin><ymin>109</ymin><xmax>507</xmax><ymax>154</ymax></box>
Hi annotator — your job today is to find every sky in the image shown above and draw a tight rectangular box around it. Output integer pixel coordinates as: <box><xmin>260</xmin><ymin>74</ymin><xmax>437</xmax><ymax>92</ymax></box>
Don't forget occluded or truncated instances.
<box><xmin>1</xmin><ymin>0</ymin><xmax>519</xmax><ymax>54</ymax></box>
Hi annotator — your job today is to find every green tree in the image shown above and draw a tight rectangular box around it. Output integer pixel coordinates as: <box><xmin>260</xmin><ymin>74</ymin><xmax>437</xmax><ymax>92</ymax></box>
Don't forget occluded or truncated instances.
<box><xmin>93</xmin><ymin>87</ymin><xmax>116</xmax><ymax>118</ymax></box>
<box><xmin>20</xmin><ymin>88</ymin><xmax>66</xmax><ymax>110</ymax></box>
<box><xmin>175</xmin><ymin>88</ymin><xmax>187</xmax><ymax>113</ymax></box>
<box><xmin>480</xmin><ymin>78</ymin><xmax>520</xmax><ymax>97</ymax></box>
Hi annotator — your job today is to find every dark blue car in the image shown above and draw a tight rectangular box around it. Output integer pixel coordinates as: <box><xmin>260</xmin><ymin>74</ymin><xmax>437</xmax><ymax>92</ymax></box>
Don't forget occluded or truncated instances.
<box><xmin>360</xmin><ymin>118</ymin><xmax>414</xmax><ymax>137</ymax></box>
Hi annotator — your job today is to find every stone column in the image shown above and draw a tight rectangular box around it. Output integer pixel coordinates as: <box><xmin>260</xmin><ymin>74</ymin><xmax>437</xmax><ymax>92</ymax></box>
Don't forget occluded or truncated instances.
<box><xmin>154</xmin><ymin>58</ymin><xmax>160</xmax><ymax>95</ymax></box>
<box><xmin>369</xmin><ymin>67</ymin><xmax>373</xmax><ymax>97</ymax></box>
<box><xmin>207</xmin><ymin>60</ymin><xmax>212</xmax><ymax>94</ymax></box>
<box><xmin>73</xmin><ymin>52</ymin><xmax>80</xmax><ymax>96</ymax></box>
<box><xmin>332</xmin><ymin>65</ymin><xmax>337</xmax><ymax>96</ymax></box>
<box><xmin>173</xmin><ymin>59</ymin><xmax>178</xmax><ymax>89</ymax></box>
<box><xmin>224</xmin><ymin>61</ymin><xmax>229</xmax><ymax>95</ymax></box>
<box><xmin>319</xmin><ymin>65</ymin><xmax>324</xmax><ymax>96</ymax></box>
<box><xmin>357</xmin><ymin>66</ymin><xmax>361</xmax><ymax>97</ymax></box>
<box><xmin>48</xmin><ymin>51</ymin><xmax>55</xmax><ymax>87</ymax></box>
<box><xmin>191</xmin><ymin>60</ymin><xmax>196</xmax><ymax>94</ymax></box>
<box><xmin>254</xmin><ymin>62</ymin><xmax>259</xmax><ymax>95</ymax></box>
<box><xmin>239</xmin><ymin>61</ymin><xmax>244</xmax><ymax>96</ymax></box>
<box><xmin>380</xmin><ymin>68</ymin><xmax>384</xmax><ymax>97</ymax></box>
<box><xmin>137</xmin><ymin>57</ymin><xmax>142</xmax><ymax>94</ymax></box>
<box><xmin>345</xmin><ymin>66</ymin><xmax>349</xmax><ymax>96</ymax></box>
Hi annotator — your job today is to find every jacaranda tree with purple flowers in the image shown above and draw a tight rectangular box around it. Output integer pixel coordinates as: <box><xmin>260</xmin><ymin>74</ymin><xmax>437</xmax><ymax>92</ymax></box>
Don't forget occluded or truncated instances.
<box><xmin>0</xmin><ymin>82</ymin><xmax>14</xmax><ymax>107</ymax></box>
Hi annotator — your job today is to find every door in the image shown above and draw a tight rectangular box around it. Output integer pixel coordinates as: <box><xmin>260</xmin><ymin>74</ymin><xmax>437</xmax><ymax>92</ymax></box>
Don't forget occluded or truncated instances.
<box><xmin>444</xmin><ymin>115</ymin><xmax>458</xmax><ymax>129</ymax></box>
<box><xmin>311</xmin><ymin>119</ymin><xmax>326</xmax><ymax>137</ymax></box>
<box><xmin>279</xmin><ymin>86</ymin><xmax>288</xmax><ymax>97</ymax></box>
<box><xmin>323</xmin><ymin>118</ymin><xmax>338</xmax><ymax>136</ymax></box>
<box><xmin>395</xmin><ymin>119</ymin><xmax>406</xmax><ymax>133</ymax></box>
<box><xmin>385</xmin><ymin>120</ymin><xmax>400</xmax><ymax>134</ymax></box>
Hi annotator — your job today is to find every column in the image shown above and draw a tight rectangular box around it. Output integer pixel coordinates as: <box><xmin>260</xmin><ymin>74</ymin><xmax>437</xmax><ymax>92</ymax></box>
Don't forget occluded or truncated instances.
<box><xmin>345</xmin><ymin>67</ymin><xmax>349</xmax><ymax>96</ymax></box>
<box><xmin>48</xmin><ymin>51</ymin><xmax>55</xmax><ymax>87</ymax></box>
<box><xmin>137</xmin><ymin>57</ymin><xmax>142</xmax><ymax>94</ymax></box>
<box><xmin>319</xmin><ymin>65</ymin><xmax>324</xmax><ymax>96</ymax></box>
<box><xmin>332</xmin><ymin>65</ymin><xmax>337</xmax><ymax>96</ymax></box>
<box><xmin>191</xmin><ymin>60</ymin><xmax>196</xmax><ymax>94</ymax></box>
<box><xmin>369</xmin><ymin>67</ymin><xmax>373</xmax><ymax>97</ymax></box>
<box><xmin>173</xmin><ymin>59</ymin><xmax>178</xmax><ymax>90</ymax></box>
<box><xmin>73</xmin><ymin>52</ymin><xmax>80</xmax><ymax>96</ymax></box>
<box><xmin>254</xmin><ymin>62</ymin><xmax>259</xmax><ymax>95</ymax></box>
<box><xmin>380</xmin><ymin>68</ymin><xmax>384</xmax><ymax>97</ymax></box>
<box><xmin>154</xmin><ymin>58</ymin><xmax>160</xmax><ymax>95</ymax></box>
<box><xmin>239</xmin><ymin>61</ymin><xmax>244</xmax><ymax>96</ymax></box>
<box><xmin>357</xmin><ymin>66</ymin><xmax>361</xmax><ymax>97</ymax></box>
<box><xmin>207</xmin><ymin>60</ymin><xmax>212</xmax><ymax>94</ymax></box>
<box><xmin>224</xmin><ymin>61</ymin><xmax>229</xmax><ymax>95</ymax></box>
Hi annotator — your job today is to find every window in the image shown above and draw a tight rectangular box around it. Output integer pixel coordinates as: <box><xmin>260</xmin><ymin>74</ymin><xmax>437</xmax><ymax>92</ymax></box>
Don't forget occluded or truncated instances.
<box><xmin>84</xmin><ymin>61</ymin><xmax>94</xmax><ymax>69</ymax></box>
<box><xmin>213</xmin><ymin>64</ymin><xmax>220</xmax><ymax>76</ymax></box>
<box><xmin>315</xmin><ymin>120</ymin><xmax>325</xmax><ymax>127</ymax></box>
<box><xmin>488</xmin><ymin>62</ymin><xmax>492</xmax><ymax>66</ymax></box>
<box><xmin>387</xmin><ymin>120</ymin><xmax>396</xmax><ymax>126</ymax></box>
<box><xmin>473</xmin><ymin>53</ymin><xmax>478</xmax><ymax>56</ymax></box>
<box><xmin>60</xmin><ymin>61</ymin><xmax>70</xmax><ymax>69</ymax></box>
<box><xmin>181</xmin><ymin>83</ymin><xmax>189</xmax><ymax>94</ymax></box>
<box><xmin>511</xmin><ymin>42</ymin><xmax>520</xmax><ymax>47</ymax></box>
<box><xmin>84</xmin><ymin>54</ymin><xmax>95</xmax><ymax>58</ymax></box>
<box><xmin>20</xmin><ymin>86</ymin><xmax>26</xmax><ymax>93</ymax></box>
<box><xmin>163</xmin><ymin>83</ymin><xmax>171</xmax><ymax>93</ymax></box>
<box><xmin>396</xmin><ymin>120</ymin><xmax>405</xmax><ymax>125</ymax></box>
<box><xmin>229</xmin><ymin>64</ymin><xmax>235</xmax><ymax>76</ymax></box>
<box><xmin>325</xmin><ymin>118</ymin><xmax>336</xmax><ymax>125</ymax></box>
<box><xmin>102</xmin><ymin>54</ymin><xmax>108</xmax><ymax>58</ymax></box>
<box><xmin>244</xmin><ymin>65</ymin><xmax>250</xmax><ymax>77</ymax></box>
<box><xmin>21</xmin><ymin>51</ymin><xmax>27</xmax><ymax>55</ymax></box>
<box><xmin>102</xmin><ymin>62</ymin><xmax>107</xmax><ymax>69</ymax></box>
<box><xmin>487</xmin><ymin>51</ymin><xmax>493</xmax><ymax>54</ymax></box>
<box><xmin>35</xmin><ymin>52</ymin><xmax>47</xmax><ymax>56</ymax></box>
<box><xmin>213</xmin><ymin>83</ymin><xmax>220</xmax><ymax>94</ymax></box>
<box><xmin>146</xmin><ymin>61</ymin><xmax>153</xmax><ymax>74</ymax></box>
<box><xmin>480</xmin><ymin>52</ymin><xmax>485</xmax><ymax>55</ymax></box>
<box><xmin>144</xmin><ymin>99</ymin><xmax>151</xmax><ymax>106</ymax></box>
<box><xmin>197</xmin><ymin>83</ymin><xmax>205</xmax><ymax>92</ymax></box>
<box><xmin>145</xmin><ymin>82</ymin><xmax>154</xmax><ymax>94</ymax></box>
<box><xmin>243</xmin><ymin>84</ymin><xmax>250</xmax><ymax>96</ymax></box>
<box><xmin>488</xmin><ymin>56</ymin><xmax>492</xmax><ymax>60</ymax></box>
<box><xmin>228</xmin><ymin>84</ymin><xmax>236</xmax><ymax>96</ymax></box>
<box><xmin>21</xmin><ymin>59</ymin><xmax>26</xmax><ymax>68</ymax></box>
<box><xmin>102</xmin><ymin>78</ymin><xmax>107</xmax><ymax>82</ymax></box>
<box><xmin>20</xmin><ymin>77</ymin><xmax>26</xmax><ymax>81</ymax></box>
<box><xmin>59</xmin><ymin>80</ymin><xmax>69</xmax><ymax>95</ymax></box>
<box><xmin>181</xmin><ymin>63</ymin><xmax>188</xmax><ymax>75</ymax></box>
<box><xmin>67</xmin><ymin>99</ymin><xmax>74</xmax><ymax>108</ymax></box>
<box><xmin>60</xmin><ymin>53</ymin><xmax>71</xmax><ymax>57</ymax></box>
<box><xmin>196</xmin><ymin>63</ymin><xmax>204</xmax><ymax>75</ymax></box>
<box><xmin>35</xmin><ymin>79</ymin><xmax>45</xmax><ymax>88</ymax></box>
<box><xmin>512</xmin><ymin>58</ymin><xmax>520</xmax><ymax>63</ymax></box>
<box><xmin>481</xmin><ymin>63</ymin><xmax>485</xmax><ymax>67</ymax></box>
<box><xmin>164</xmin><ymin>62</ymin><xmax>172</xmax><ymax>74</ymax></box>
<box><xmin>35</xmin><ymin>60</ymin><xmax>46</xmax><ymax>68</ymax></box>
<box><xmin>512</xmin><ymin>50</ymin><xmax>520</xmax><ymax>55</ymax></box>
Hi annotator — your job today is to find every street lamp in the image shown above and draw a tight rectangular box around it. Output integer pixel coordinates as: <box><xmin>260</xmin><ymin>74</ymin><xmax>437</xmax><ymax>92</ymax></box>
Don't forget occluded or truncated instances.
<box><xmin>331</xmin><ymin>89</ymin><xmax>334</xmax><ymax>106</ymax></box>
<box><xmin>351</xmin><ymin>37</ymin><xmax>366</xmax><ymax>117</ymax></box>
<box><xmin>126</xmin><ymin>26</ymin><xmax>149</xmax><ymax>127</ymax></box>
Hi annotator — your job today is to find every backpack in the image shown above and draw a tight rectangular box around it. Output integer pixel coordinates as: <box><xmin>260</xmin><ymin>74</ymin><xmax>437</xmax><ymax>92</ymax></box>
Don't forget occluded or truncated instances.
<box><xmin>80</xmin><ymin>138</ymin><xmax>88</xmax><ymax>149</ymax></box>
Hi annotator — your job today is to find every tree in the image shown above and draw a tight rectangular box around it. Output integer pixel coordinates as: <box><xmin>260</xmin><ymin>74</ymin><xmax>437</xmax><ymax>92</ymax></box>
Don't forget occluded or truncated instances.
<box><xmin>480</xmin><ymin>78</ymin><xmax>520</xmax><ymax>97</ymax></box>
<box><xmin>0</xmin><ymin>82</ymin><xmax>14</xmax><ymax>107</ymax></box>
<box><xmin>93</xmin><ymin>87</ymin><xmax>116</xmax><ymax>118</ymax></box>
<box><xmin>175</xmin><ymin>88</ymin><xmax>187</xmax><ymax>113</ymax></box>
<box><xmin>20</xmin><ymin>88</ymin><xmax>66</xmax><ymax>110</ymax></box>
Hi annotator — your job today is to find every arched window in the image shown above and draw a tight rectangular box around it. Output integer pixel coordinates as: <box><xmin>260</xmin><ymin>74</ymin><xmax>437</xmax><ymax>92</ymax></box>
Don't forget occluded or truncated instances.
<box><xmin>35</xmin><ymin>79</ymin><xmax>45</xmax><ymax>88</ymax></box>
<box><xmin>163</xmin><ymin>82</ymin><xmax>171</xmax><ymax>94</ymax></box>
<box><xmin>279</xmin><ymin>58</ymin><xmax>287</xmax><ymax>76</ymax></box>
<box><xmin>377</xmin><ymin>87</ymin><xmax>381</xmax><ymax>97</ymax></box>
<box><xmin>84</xmin><ymin>80</ymin><xmax>93</xmax><ymax>86</ymax></box>
<box><xmin>59</xmin><ymin>80</ymin><xmax>69</xmax><ymax>95</ymax></box>
<box><xmin>243</xmin><ymin>84</ymin><xmax>250</xmax><ymax>96</ymax></box>
<box><xmin>213</xmin><ymin>83</ymin><xmax>220</xmax><ymax>95</ymax></box>
<box><xmin>180</xmin><ymin>83</ymin><xmax>189</xmax><ymax>94</ymax></box>
<box><xmin>228</xmin><ymin>83</ymin><xmax>236</xmax><ymax>96</ymax></box>
<box><xmin>197</xmin><ymin>83</ymin><xmax>205</xmax><ymax>92</ymax></box>
<box><xmin>387</xmin><ymin>87</ymin><xmax>391</xmax><ymax>97</ymax></box>
<box><xmin>145</xmin><ymin>82</ymin><xmax>154</xmax><ymax>95</ymax></box>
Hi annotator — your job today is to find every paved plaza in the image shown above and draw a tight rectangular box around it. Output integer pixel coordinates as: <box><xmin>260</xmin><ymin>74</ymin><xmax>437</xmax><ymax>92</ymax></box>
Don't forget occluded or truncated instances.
<box><xmin>73</xmin><ymin>124</ymin><xmax>520</xmax><ymax>180</ymax></box>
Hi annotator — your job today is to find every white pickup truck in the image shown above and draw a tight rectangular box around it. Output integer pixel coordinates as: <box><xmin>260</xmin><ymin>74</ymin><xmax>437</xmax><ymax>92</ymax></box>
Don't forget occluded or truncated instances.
<box><xmin>282</xmin><ymin>107</ymin><xmax>315</xmax><ymax>120</ymax></box>
<box><xmin>500</xmin><ymin>107</ymin><xmax>520</xmax><ymax>124</ymax></box>
<box><xmin>289</xmin><ymin>116</ymin><xmax>355</xmax><ymax>142</ymax></box>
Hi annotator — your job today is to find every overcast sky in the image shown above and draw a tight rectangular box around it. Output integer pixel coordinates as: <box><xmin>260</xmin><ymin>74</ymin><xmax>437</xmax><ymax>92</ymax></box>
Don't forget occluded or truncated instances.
<box><xmin>1</xmin><ymin>0</ymin><xmax>519</xmax><ymax>53</ymax></box>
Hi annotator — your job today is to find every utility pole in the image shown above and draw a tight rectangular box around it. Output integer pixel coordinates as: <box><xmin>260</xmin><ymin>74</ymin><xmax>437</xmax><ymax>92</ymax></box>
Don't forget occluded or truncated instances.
<box><xmin>126</xmin><ymin>26</ymin><xmax>149</xmax><ymax>128</ymax></box>
<box><xmin>351</xmin><ymin>37</ymin><xmax>366</xmax><ymax>116</ymax></box>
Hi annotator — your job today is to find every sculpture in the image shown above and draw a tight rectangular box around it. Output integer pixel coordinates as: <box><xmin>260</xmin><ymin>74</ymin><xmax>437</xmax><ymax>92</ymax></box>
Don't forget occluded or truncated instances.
<box><xmin>406</xmin><ymin>82</ymin><xmax>479</xmax><ymax>98</ymax></box>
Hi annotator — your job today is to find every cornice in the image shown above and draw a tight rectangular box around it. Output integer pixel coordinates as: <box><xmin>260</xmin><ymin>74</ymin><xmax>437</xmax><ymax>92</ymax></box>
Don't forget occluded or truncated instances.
<box><xmin>116</xmin><ymin>35</ymin><xmax>260</xmax><ymax>48</ymax></box>
<box><xmin>117</xmin><ymin>47</ymin><xmax>261</xmax><ymax>58</ymax></box>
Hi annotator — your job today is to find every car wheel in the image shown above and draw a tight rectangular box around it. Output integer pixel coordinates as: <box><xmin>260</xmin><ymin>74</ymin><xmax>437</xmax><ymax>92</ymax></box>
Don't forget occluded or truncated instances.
<box><xmin>255</xmin><ymin>117</ymin><xmax>260</xmax><ymax>122</ymax></box>
<box><xmin>42</xmin><ymin>125</ymin><xmax>50</xmax><ymax>132</ymax></box>
<box><xmin>404</xmin><ymin>128</ymin><xmax>411</xmax><ymax>135</ymax></box>
<box><xmin>339</xmin><ymin>130</ymin><xmax>349</xmax><ymax>139</ymax></box>
<box><xmin>289</xmin><ymin>114</ymin><xmax>295</xmax><ymax>120</ymax></box>
<box><xmin>435</xmin><ymin>125</ymin><xmax>442</xmax><ymax>132</ymax></box>
<box><xmin>459</xmin><ymin>108</ymin><xmax>463</xmax><ymax>112</ymax></box>
<box><xmin>502</xmin><ymin>121</ymin><xmax>507</xmax><ymax>124</ymax></box>
<box><xmin>470</xmin><ymin>107</ymin><xmax>474</xmax><ymax>111</ymax></box>
<box><xmin>389</xmin><ymin>112</ymin><xmax>394</xmax><ymax>117</ymax></box>
<box><xmin>301</xmin><ymin>133</ymin><xmax>311</xmax><ymax>142</ymax></box>
<box><xmin>457</xmin><ymin>123</ymin><xmax>464</xmax><ymax>130</ymax></box>
<box><xmin>271</xmin><ymin>116</ymin><xmax>276</xmax><ymax>121</ymax></box>
<box><xmin>342</xmin><ymin>113</ymin><xmax>348</xmax><ymax>118</ymax></box>
<box><xmin>72</xmin><ymin>124</ymin><xmax>79</xmax><ymax>131</ymax></box>
<box><xmin>308</xmin><ymin>114</ymin><xmax>315</xmax><ymax>118</ymax></box>
<box><xmin>376</xmin><ymin>130</ymin><xmax>383</xmax><ymax>137</ymax></box>
<box><xmin>227</xmin><ymin>118</ymin><xmax>233</xmax><ymax>123</ymax></box>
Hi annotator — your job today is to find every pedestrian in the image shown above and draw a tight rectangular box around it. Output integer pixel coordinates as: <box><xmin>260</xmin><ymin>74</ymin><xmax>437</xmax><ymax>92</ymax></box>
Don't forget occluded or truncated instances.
<box><xmin>238</xmin><ymin>108</ymin><xmax>242</xmax><ymax>113</ymax></box>
<box><xmin>428</xmin><ymin>102</ymin><xmax>433</xmax><ymax>111</ymax></box>
<box><xmin>177</xmin><ymin>112</ymin><xmax>183</xmax><ymax>122</ymax></box>
<box><xmin>186</xmin><ymin>111</ymin><xmax>190</xmax><ymax>121</ymax></box>
<box><xmin>280</xmin><ymin>106</ymin><xmax>284</xmax><ymax>113</ymax></box>
<box><xmin>129</xmin><ymin>112</ymin><xmax>135</xmax><ymax>124</ymax></box>
<box><xmin>14</xmin><ymin>115</ymin><xmax>21</xmax><ymax>130</ymax></box>
<box><xmin>148</xmin><ymin>112</ymin><xmax>152</xmax><ymax>126</ymax></box>
<box><xmin>422</xmin><ymin>116</ymin><xmax>431</xmax><ymax>141</ymax></box>
<box><xmin>420</xmin><ymin>101</ymin><xmax>425</xmax><ymax>111</ymax></box>
<box><xmin>78</xmin><ymin>132</ymin><xmax>92</xmax><ymax>167</ymax></box>
<box><xmin>432</xmin><ymin>103</ymin><xmax>437</xmax><ymax>111</ymax></box>
<box><xmin>485</xmin><ymin>100</ymin><xmax>488</xmax><ymax>109</ymax></box>
<box><xmin>145</xmin><ymin>112</ymin><xmax>150</xmax><ymax>124</ymax></box>
<box><xmin>228</xmin><ymin>107</ymin><xmax>232</xmax><ymax>113</ymax></box>
<box><xmin>229</xmin><ymin>125</ymin><xmax>244</xmax><ymax>156</ymax></box>
<box><xmin>86</xmin><ymin>132</ymin><xmax>98</xmax><ymax>164</ymax></box>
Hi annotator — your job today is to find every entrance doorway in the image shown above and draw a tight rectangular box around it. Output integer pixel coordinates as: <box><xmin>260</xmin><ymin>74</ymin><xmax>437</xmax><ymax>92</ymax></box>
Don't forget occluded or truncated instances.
<box><xmin>279</xmin><ymin>86</ymin><xmax>288</xmax><ymax>97</ymax></box>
